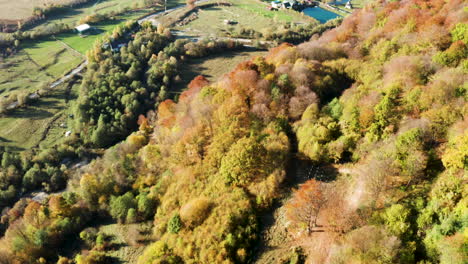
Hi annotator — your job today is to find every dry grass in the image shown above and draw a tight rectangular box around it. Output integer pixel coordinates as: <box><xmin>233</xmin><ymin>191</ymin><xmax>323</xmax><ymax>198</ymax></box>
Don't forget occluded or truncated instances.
<box><xmin>173</xmin><ymin>50</ymin><xmax>267</xmax><ymax>93</ymax></box>
<box><xmin>98</xmin><ymin>222</ymin><xmax>153</xmax><ymax>263</ymax></box>
<box><xmin>0</xmin><ymin>0</ymin><xmax>74</xmax><ymax>21</ymax></box>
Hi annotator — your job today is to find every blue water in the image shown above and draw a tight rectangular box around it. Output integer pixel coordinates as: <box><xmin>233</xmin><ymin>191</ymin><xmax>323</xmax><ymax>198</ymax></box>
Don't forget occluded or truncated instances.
<box><xmin>303</xmin><ymin>7</ymin><xmax>341</xmax><ymax>23</ymax></box>
<box><xmin>330</xmin><ymin>0</ymin><xmax>348</xmax><ymax>5</ymax></box>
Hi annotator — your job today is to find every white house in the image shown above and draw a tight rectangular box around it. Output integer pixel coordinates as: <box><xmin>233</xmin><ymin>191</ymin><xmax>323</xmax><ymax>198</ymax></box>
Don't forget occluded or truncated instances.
<box><xmin>75</xmin><ymin>24</ymin><xmax>91</xmax><ymax>34</ymax></box>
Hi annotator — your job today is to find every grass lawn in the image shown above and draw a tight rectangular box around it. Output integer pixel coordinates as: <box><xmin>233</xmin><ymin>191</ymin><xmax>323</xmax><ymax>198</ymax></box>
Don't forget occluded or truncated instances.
<box><xmin>38</xmin><ymin>82</ymin><xmax>80</xmax><ymax>149</ymax></box>
<box><xmin>57</xmin><ymin>7</ymin><xmax>169</xmax><ymax>55</ymax></box>
<box><xmin>174</xmin><ymin>0</ymin><xmax>315</xmax><ymax>38</ymax></box>
<box><xmin>173</xmin><ymin>50</ymin><xmax>267</xmax><ymax>93</ymax></box>
<box><xmin>23</xmin><ymin>38</ymin><xmax>84</xmax><ymax>77</ymax></box>
<box><xmin>27</xmin><ymin>0</ymin><xmax>144</xmax><ymax>32</ymax></box>
<box><xmin>0</xmin><ymin>80</ymin><xmax>77</xmax><ymax>150</ymax></box>
<box><xmin>57</xmin><ymin>19</ymin><xmax>126</xmax><ymax>54</ymax></box>
<box><xmin>235</xmin><ymin>0</ymin><xmax>302</xmax><ymax>23</ymax></box>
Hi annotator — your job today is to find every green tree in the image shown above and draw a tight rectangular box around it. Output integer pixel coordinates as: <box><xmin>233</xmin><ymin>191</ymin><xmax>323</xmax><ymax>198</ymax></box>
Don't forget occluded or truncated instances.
<box><xmin>126</xmin><ymin>208</ymin><xmax>137</xmax><ymax>223</ymax></box>
<box><xmin>91</xmin><ymin>115</ymin><xmax>110</xmax><ymax>147</ymax></box>
<box><xmin>22</xmin><ymin>164</ymin><xmax>45</xmax><ymax>190</ymax></box>
<box><xmin>167</xmin><ymin>214</ymin><xmax>182</xmax><ymax>234</ymax></box>
<box><xmin>367</xmin><ymin>86</ymin><xmax>400</xmax><ymax>140</ymax></box>
<box><xmin>220</xmin><ymin>137</ymin><xmax>269</xmax><ymax>186</ymax></box>
<box><xmin>109</xmin><ymin>192</ymin><xmax>136</xmax><ymax>223</ymax></box>
<box><xmin>137</xmin><ymin>192</ymin><xmax>156</xmax><ymax>220</ymax></box>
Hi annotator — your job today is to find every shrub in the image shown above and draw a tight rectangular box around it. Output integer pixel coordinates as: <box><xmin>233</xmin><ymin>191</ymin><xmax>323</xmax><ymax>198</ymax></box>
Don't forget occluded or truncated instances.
<box><xmin>179</xmin><ymin>197</ymin><xmax>211</xmax><ymax>228</ymax></box>
<box><xmin>167</xmin><ymin>214</ymin><xmax>182</xmax><ymax>234</ymax></box>
<box><xmin>80</xmin><ymin>228</ymin><xmax>98</xmax><ymax>248</ymax></box>
<box><xmin>109</xmin><ymin>192</ymin><xmax>136</xmax><ymax>223</ymax></box>
<box><xmin>138</xmin><ymin>241</ymin><xmax>182</xmax><ymax>264</ymax></box>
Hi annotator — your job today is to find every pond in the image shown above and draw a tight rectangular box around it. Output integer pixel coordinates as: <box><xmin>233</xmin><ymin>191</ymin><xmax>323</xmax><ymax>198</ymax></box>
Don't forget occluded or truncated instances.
<box><xmin>330</xmin><ymin>0</ymin><xmax>348</xmax><ymax>5</ymax></box>
<box><xmin>303</xmin><ymin>7</ymin><xmax>341</xmax><ymax>23</ymax></box>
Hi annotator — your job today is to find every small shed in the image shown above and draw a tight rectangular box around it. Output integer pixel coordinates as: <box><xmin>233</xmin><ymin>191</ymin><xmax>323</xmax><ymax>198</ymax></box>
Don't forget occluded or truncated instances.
<box><xmin>75</xmin><ymin>24</ymin><xmax>91</xmax><ymax>34</ymax></box>
<box><xmin>271</xmin><ymin>1</ymin><xmax>282</xmax><ymax>9</ymax></box>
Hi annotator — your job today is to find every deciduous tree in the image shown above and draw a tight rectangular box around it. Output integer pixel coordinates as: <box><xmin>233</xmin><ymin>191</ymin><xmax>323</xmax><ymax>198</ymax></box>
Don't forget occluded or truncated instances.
<box><xmin>285</xmin><ymin>179</ymin><xmax>326</xmax><ymax>234</ymax></box>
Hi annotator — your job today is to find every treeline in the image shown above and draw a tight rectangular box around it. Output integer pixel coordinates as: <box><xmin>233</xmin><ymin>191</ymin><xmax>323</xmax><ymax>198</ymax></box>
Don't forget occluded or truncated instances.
<box><xmin>72</xmin><ymin>21</ymin><xmax>243</xmax><ymax>148</ymax></box>
<box><xmin>226</xmin><ymin>17</ymin><xmax>343</xmax><ymax>44</ymax></box>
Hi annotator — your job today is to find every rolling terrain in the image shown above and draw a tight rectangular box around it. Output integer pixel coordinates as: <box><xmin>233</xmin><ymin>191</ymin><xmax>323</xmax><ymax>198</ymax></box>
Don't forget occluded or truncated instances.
<box><xmin>0</xmin><ymin>0</ymin><xmax>466</xmax><ymax>263</ymax></box>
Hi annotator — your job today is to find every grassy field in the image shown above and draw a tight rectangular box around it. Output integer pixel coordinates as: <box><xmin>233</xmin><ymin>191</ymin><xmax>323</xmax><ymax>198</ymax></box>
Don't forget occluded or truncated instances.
<box><xmin>23</xmin><ymin>38</ymin><xmax>84</xmax><ymax>76</ymax></box>
<box><xmin>26</xmin><ymin>0</ymin><xmax>186</xmax><ymax>33</ymax></box>
<box><xmin>0</xmin><ymin>38</ymin><xmax>83</xmax><ymax>98</ymax></box>
<box><xmin>173</xmin><ymin>0</ymin><xmax>315</xmax><ymax>38</ymax></box>
<box><xmin>56</xmin><ymin>7</ymin><xmax>156</xmax><ymax>54</ymax></box>
<box><xmin>0</xmin><ymin>51</ymin><xmax>53</xmax><ymax>96</ymax></box>
<box><xmin>0</xmin><ymin>79</ymin><xmax>78</xmax><ymax>150</ymax></box>
<box><xmin>57</xmin><ymin>18</ymin><xmax>129</xmax><ymax>54</ymax></box>
<box><xmin>173</xmin><ymin>50</ymin><xmax>267</xmax><ymax>93</ymax></box>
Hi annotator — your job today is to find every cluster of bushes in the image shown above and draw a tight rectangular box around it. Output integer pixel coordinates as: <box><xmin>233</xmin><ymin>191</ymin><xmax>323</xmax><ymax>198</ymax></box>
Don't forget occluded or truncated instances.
<box><xmin>0</xmin><ymin>192</ymin><xmax>93</xmax><ymax>263</ymax></box>
<box><xmin>0</xmin><ymin>34</ymin><xmax>20</xmax><ymax>56</ymax></box>
<box><xmin>222</xmin><ymin>18</ymin><xmax>342</xmax><ymax>45</ymax></box>
<box><xmin>0</xmin><ymin>135</ymin><xmax>93</xmax><ymax>233</ymax></box>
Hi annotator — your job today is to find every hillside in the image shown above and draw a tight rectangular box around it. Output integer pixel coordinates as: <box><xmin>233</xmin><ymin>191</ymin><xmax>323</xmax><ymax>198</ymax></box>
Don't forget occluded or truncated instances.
<box><xmin>0</xmin><ymin>0</ymin><xmax>466</xmax><ymax>263</ymax></box>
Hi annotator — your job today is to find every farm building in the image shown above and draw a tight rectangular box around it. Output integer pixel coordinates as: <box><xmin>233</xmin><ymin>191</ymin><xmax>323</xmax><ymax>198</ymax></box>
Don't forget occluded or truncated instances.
<box><xmin>271</xmin><ymin>1</ymin><xmax>282</xmax><ymax>9</ymax></box>
<box><xmin>271</xmin><ymin>0</ymin><xmax>299</xmax><ymax>9</ymax></box>
<box><xmin>75</xmin><ymin>24</ymin><xmax>91</xmax><ymax>34</ymax></box>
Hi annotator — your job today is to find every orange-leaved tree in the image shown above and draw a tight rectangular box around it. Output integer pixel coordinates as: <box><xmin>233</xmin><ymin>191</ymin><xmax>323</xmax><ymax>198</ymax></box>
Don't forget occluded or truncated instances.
<box><xmin>186</xmin><ymin>0</ymin><xmax>196</xmax><ymax>9</ymax></box>
<box><xmin>285</xmin><ymin>179</ymin><xmax>326</xmax><ymax>235</ymax></box>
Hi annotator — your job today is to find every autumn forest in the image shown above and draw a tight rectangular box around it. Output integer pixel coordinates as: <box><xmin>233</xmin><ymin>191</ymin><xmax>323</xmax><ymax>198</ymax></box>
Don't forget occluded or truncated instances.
<box><xmin>0</xmin><ymin>0</ymin><xmax>466</xmax><ymax>263</ymax></box>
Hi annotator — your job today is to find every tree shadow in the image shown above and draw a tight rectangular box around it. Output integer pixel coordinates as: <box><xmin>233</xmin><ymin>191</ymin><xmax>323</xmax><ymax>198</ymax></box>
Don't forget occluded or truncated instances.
<box><xmin>8</xmin><ymin>107</ymin><xmax>54</xmax><ymax>120</ymax></box>
<box><xmin>107</xmin><ymin>256</ymin><xmax>125</xmax><ymax>264</ymax></box>
<box><xmin>0</xmin><ymin>136</ymin><xmax>12</xmax><ymax>143</ymax></box>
